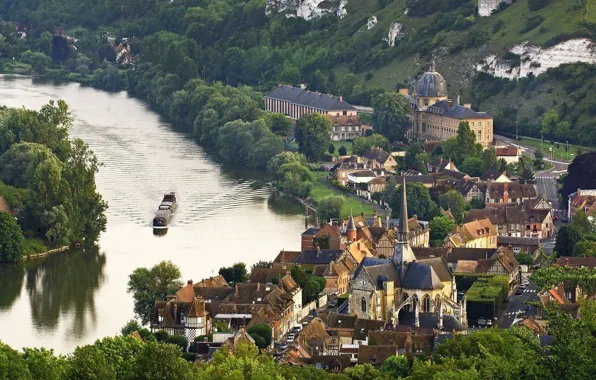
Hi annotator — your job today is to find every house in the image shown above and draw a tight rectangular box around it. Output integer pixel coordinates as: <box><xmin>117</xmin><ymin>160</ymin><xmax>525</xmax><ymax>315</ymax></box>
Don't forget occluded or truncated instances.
<box><xmin>567</xmin><ymin>188</ymin><xmax>596</xmax><ymax>221</ymax></box>
<box><xmin>362</xmin><ymin>147</ymin><xmax>398</xmax><ymax>173</ymax></box>
<box><xmin>552</xmin><ymin>257</ymin><xmax>596</xmax><ymax>302</ymax></box>
<box><xmin>348</xmin><ymin>171</ymin><xmax>378</xmax><ymax>196</ymax></box>
<box><xmin>357</xmin><ymin>345</ymin><xmax>398</xmax><ymax>366</ymax></box>
<box><xmin>314</xmin><ymin>222</ymin><xmax>343</xmax><ymax>250</ymax></box>
<box><xmin>403</xmin><ymin>60</ymin><xmax>494</xmax><ymax>147</ymax></box>
<box><xmin>445</xmin><ymin>218</ymin><xmax>498</xmax><ymax>249</ymax></box>
<box><xmin>427</xmin><ymin>158</ymin><xmax>458</xmax><ymax>173</ymax></box>
<box><xmin>301</xmin><ymin>227</ymin><xmax>319</xmax><ymax>251</ymax></box>
<box><xmin>495</xmin><ymin>146</ymin><xmax>520</xmax><ymax>164</ymax></box>
<box><xmin>264</xmin><ymin>84</ymin><xmax>357</xmax><ymax>121</ymax></box>
<box><xmin>333</xmin><ymin>157</ymin><xmax>384</xmax><ymax>187</ymax></box>
<box><xmin>324</xmin><ymin>114</ymin><xmax>362</xmax><ymax>141</ymax></box>
<box><xmin>485</xmin><ymin>182</ymin><xmax>536</xmax><ymax>204</ymax></box>
<box><xmin>313</xmin><ymin>261</ymin><xmax>351</xmax><ymax>295</ymax></box>
<box><xmin>367</xmin><ymin>176</ymin><xmax>388</xmax><ymax>196</ymax></box>
<box><xmin>481</xmin><ymin>169</ymin><xmax>510</xmax><ymax>182</ymax></box>
<box><xmin>538</xmin><ymin>284</ymin><xmax>579</xmax><ymax>318</ymax></box>
<box><xmin>497</xmin><ymin>236</ymin><xmax>540</xmax><ymax>256</ymax></box>
<box><xmin>464</xmin><ymin>204</ymin><xmax>554</xmax><ymax>239</ymax></box>
<box><xmin>295</xmin><ymin>249</ymin><xmax>345</xmax><ymax>266</ymax></box>
<box><xmin>222</xmin><ymin>328</ymin><xmax>257</xmax><ymax>352</ymax></box>
<box><xmin>249</xmin><ymin>268</ymin><xmax>292</xmax><ymax>284</ymax></box>
<box><xmin>311</xmin><ymin>355</ymin><xmax>352</xmax><ymax>372</ymax></box>
<box><xmin>194</xmin><ymin>275</ymin><xmax>229</xmax><ymax>288</ymax></box>
<box><xmin>273</xmin><ymin>250</ymin><xmax>302</xmax><ymax>267</ymax></box>
<box><xmin>456</xmin><ymin>179</ymin><xmax>486</xmax><ymax>201</ymax></box>
<box><xmin>368</xmin><ymin>328</ymin><xmax>435</xmax><ymax>357</ymax></box>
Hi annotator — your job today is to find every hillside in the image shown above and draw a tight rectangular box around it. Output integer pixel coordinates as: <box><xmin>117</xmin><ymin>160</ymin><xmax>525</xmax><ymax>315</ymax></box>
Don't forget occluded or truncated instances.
<box><xmin>2</xmin><ymin>0</ymin><xmax>595</xmax><ymax>145</ymax></box>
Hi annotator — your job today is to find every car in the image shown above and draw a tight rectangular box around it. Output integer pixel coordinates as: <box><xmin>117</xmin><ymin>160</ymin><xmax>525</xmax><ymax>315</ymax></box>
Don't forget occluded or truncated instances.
<box><xmin>516</xmin><ymin>288</ymin><xmax>523</xmax><ymax>295</ymax></box>
<box><xmin>293</xmin><ymin>325</ymin><xmax>301</xmax><ymax>332</ymax></box>
<box><xmin>302</xmin><ymin>321</ymin><xmax>309</xmax><ymax>326</ymax></box>
<box><xmin>554</xmin><ymin>215</ymin><xmax>559</xmax><ymax>220</ymax></box>
<box><xmin>478</xmin><ymin>318</ymin><xmax>486</xmax><ymax>326</ymax></box>
<box><xmin>520</xmin><ymin>283</ymin><xmax>527</xmax><ymax>289</ymax></box>
<box><xmin>280</xmin><ymin>343</ymin><xmax>288</xmax><ymax>350</ymax></box>
<box><xmin>287</xmin><ymin>335</ymin><xmax>295</xmax><ymax>343</ymax></box>
<box><xmin>328</xmin><ymin>301</ymin><xmax>338</xmax><ymax>308</ymax></box>
<box><xmin>486</xmin><ymin>320</ymin><xmax>493</xmax><ymax>327</ymax></box>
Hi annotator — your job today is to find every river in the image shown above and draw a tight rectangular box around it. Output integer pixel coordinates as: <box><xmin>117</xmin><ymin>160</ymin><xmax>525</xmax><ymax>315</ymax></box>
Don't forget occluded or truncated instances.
<box><xmin>0</xmin><ymin>76</ymin><xmax>305</xmax><ymax>353</ymax></box>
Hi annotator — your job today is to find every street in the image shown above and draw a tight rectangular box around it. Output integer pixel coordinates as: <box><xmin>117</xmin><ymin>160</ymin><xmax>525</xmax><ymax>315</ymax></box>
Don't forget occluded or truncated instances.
<box><xmin>495</xmin><ymin>134</ymin><xmax>570</xmax><ymax>171</ymax></box>
<box><xmin>498</xmin><ymin>280</ymin><xmax>539</xmax><ymax>328</ymax></box>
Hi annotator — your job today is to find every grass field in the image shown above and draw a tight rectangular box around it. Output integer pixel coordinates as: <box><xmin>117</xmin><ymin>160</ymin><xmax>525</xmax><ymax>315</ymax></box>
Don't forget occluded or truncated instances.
<box><xmin>329</xmin><ymin>141</ymin><xmax>353</xmax><ymax>156</ymax></box>
<box><xmin>310</xmin><ymin>172</ymin><xmax>375</xmax><ymax>218</ymax></box>
<box><xmin>517</xmin><ymin>137</ymin><xmax>590</xmax><ymax>162</ymax></box>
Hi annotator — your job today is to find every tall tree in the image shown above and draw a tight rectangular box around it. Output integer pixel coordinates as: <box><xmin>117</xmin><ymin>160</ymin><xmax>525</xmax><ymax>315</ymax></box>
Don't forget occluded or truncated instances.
<box><xmin>385</xmin><ymin>181</ymin><xmax>438</xmax><ymax>221</ymax></box>
<box><xmin>561</xmin><ymin>152</ymin><xmax>596</xmax><ymax>202</ymax></box>
<box><xmin>430</xmin><ymin>215</ymin><xmax>456</xmax><ymax>245</ymax></box>
<box><xmin>294</xmin><ymin>114</ymin><xmax>331</xmax><ymax>161</ymax></box>
<box><xmin>438</xmin><ymin>190</ymin><xmax>469</xmax><ymax>223</ymax></box>
<box><xmin>316</xmin><ymin>195</ymin><xmax>345</xmax><ymax>222</ymax></box>
<box><xmin>352</xmin><ymin>134</ymin><xmax>390</xmax><ymax>155</ymax></box>
<box><xmin>127</xmin><ymin>261</ymin><xmax>182</xmax><ymax>325</ymax></box>
<box><xmin>442</xmin><ymin>121</ymin><xmax>483</xmax><ymax>165</ymax></box>
<box><xmin>555</xmin><ymin>224</ymin><xmax>583</xmax><ymax>257</ymax></box>
<box><xmin>218</xmin><ymin>263</ymin><xmax>248</xmax><ymax>284</ymax></box>
<box><xmin>371</xmin><ymin>92</ymin><xmax>411</xmax><ymax>142</ymax></box>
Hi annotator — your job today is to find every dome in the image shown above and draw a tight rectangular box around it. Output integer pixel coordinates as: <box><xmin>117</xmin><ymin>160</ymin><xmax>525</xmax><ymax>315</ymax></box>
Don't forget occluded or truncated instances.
<box><xmin>416</xmin><ymin>60</ymin><xmax>447</xmax><ymax>98</ymax></box>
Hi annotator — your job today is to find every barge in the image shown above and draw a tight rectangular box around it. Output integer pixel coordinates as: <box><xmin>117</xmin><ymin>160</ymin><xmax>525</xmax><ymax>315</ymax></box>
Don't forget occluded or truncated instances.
<box><xmin>153</xmin><ymin>192</ymin><xmax>177</xmax><ymax>234</ymax></box>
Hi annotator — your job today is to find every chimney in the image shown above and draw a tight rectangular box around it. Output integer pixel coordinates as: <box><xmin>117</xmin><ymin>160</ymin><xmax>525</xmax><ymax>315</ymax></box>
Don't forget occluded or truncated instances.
<box><xmin>386</xmin><ymin>214</ymin><xmax>390</xmax><ymax>229</ymax></box>
<box><xmin>281</xmin><ymin>249</ymin><xmax>285</xmax><ymax>263</ymax></box>
<box><xmin>187</xmin><ymin>279</ymin><xmax>193</xmax><ymax>286</ymax></box>
<box><xmin>339</xmin><ymin>96</ymin><xmax>343</xmax><ymax>102</ymax></box>
<box><xmin>317</xmin><ymin>246</ymin><xmax>321</xmax><ymax>257</ymax></box>
<box><xmin>257</xmin><ymin>282</ymin><xmax>260</xmax><ymax>290</ymax></box>
<box><xmin>332</xmin><ymin>219</ymin><xmax>339</xmax><ymax>233</ymax></box>
<box><xmin>329</xmin><ymin>261</ymin><xmax>333</xmax><ymax>273</ymax></box>
<box><xmin>463</xmin><ymin>103</ymin><xmax>472</xmax><ymax>109</ymax></box>
<box><xmin>503</xmin><ymin>183</ymin><xmax>509</xmax><ymax>203</ymax></box>
<box><xmin>455</xmin><ymin>93</ymin><xmax>460</xmax><ymax>106</ymax></box>
<box><xmin>234</xmin><ymin>284</ymin><xmax>239</xmax><ymax>296</ymax></box>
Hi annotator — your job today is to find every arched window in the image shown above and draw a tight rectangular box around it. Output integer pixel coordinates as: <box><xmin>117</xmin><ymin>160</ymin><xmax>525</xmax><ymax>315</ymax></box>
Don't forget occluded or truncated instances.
<box><xmin>361</xmin><ymin>297</ymin><xmax>367</xmax><ymax>313</ymax></box>
<box><xmin>423</xmin><ymin>295</ymin><xmax>431</xmax><ymax>312</ymax></box>
<box><xmin>435</xmin><ymin>295</ymin><xmax>442</xmax><ymax>312</ymax></box>
<box><xmin>424</xmin><ymin>99</ymin><xmax>429</xmax><ymax>106</ymax></box>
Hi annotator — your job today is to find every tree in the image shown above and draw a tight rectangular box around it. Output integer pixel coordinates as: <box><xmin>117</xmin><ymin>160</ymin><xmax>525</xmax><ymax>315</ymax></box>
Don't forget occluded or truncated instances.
<box><xmin>571</xmin><ymin>211</ymin><xmax>593</xmax><ymax>234</ymax></box>
<box><xmin>561</xmin><ymin>152</ymin><xmax>596</xmax><ymax>201</ymax></box>
<box><xmin>438</xmin><ymin>190</ymin><xmax>469</xmax><ymax>223</ymax></box>
<box><xmin>0</xmin><ymin>341</ymin><xmax>31</xmax><ymax>380</ymax></box>
<box><xmin>533</xmin><ymin>148</ymin><xmax>545</xmax><ymax>169</ymax></box>
<box><xmin>165</xmin><ymin>335</ymin><xmax>188</xmax><ymax>351</ymax></box>
<box><xmin>430</xmin><ymin>216</ymin><xmax>455</xmax><ymax>246</ymax></box>
<box><xmin>21</xmin><ymin>51</ymin><xmax>51</xmax><ymax>74</ymax></box>
<box><xmin>247</xmin><ymin>323</ymin><xmax>273</xmax><ymax>349</ymax></box>
<box><xmin>371</xmin><ymin>92</ymin><xmax>411</xmax><ymax>142</ymax></box>
<box><xmin>303</xmin><ymin>276</ymin><xmax>326</xmax><ymax>303</ymax></box>
<box><xmin>404</xmin><ymin>142</ymin><xmax>428</xmax><ymax>173</ymax></box>
<box><xmin>103</xmin><ymin>64</ymin><xmax>122</xmax><ymax>91</ymax></box>
<box><xmin>385</xmin><ymin>181</ymin><xmax>438</xmax><ymax>221</ymax></box>
<box><xmin>481</xmin><ymin>147</ymin><xmax>499</xmax><ymax>172</ymax></box>
<box><xmin>127</xmin><ymin>261</ymin><xmax>182</xmax><ymax>325</ymax></box>
<box><xmin>267</xmin><ymin>152</ymin><xmax>307</xmax><ymax>181</ymax></box>
<box><xmin>121</xmin><ymin>319</ymin><xmax>143</xmax><ymax>336</ymax></box>
<box><xmin>381</xmin><ymin>355</ymin><xmax>409</xmax><ymax>378</ymax></box>
<box><xmin>442</xmin><ymin>122</ymin><xmax>483</xmax><ymax>165</ymax></box>
<box><xmin>344</xmin><ymin>363</ymin><xmax>381</xmax><ymax>379</ymax></box>
<box><xmin>66</xmin><ymin>344</ymin><xmax>117</xmax><ymax>380</ymax></box>
<box><xmin>316</xmin><ymin>195</ymin><xmax>345</xmax><ymax>223</ymax></box>
<box><xmin>290</xmin><ymin>266</ymin><xmax>308</xmax><ymax>288</ymax></box>
<box><xmin>573</xmin><ymin>241</ymin><xmax>596</xmax><ymax>257</ymax></box>
<box><xmin>515</xmin><ymin>252</ymin><xmax>534</xmax><ymax>265</ymax></box>
<box><xmin>264</xmin><ymin>113</ymin><xmax>292</xmax><ymax>136</ymax></box>
<box><xmin>555</xmin><ymin>224</ymin><xmax>583</xmax><ymax>257</ymax></box>
<box><xmin>218</xmin><ymin>262</ymin><xmax>248</xmax><ymax>284</ymax></box>
<box><xmin>251</xmin><ymin>260</ymin><xmax>272</xmax><ymax>270</ymax></box>
<box><xmin>22</xmin><ymin>347</ymin><xmax>66</xmax><ymax>380</ymax></box>
<box><xmin>295</xmin><ymin>114</ymin><xmax>332</xmax><ymax>161</ymax></box>
<box><xmin>338</xmin><ymin>145</ymin><xmax>347</xmax><ymax>156</ymax></box>
<box><xmin>352</xmin><ymin>134</ymin><xmax>390</xmax><ymax>156</ymax></box>
<box><xmin>328</xmin><ymin>144</ymin><xmax>335</xmax><ymax>155</ymax></box>
<box><xmin>460</xmin><ymin>157</ymin><xmax>484</xmax><ymax>177</ymax></box>
<box><xmin>0</xmin><ymin>211</ymin><xmax>25</xmax><ymax>263</ymax></box>
<box><xmin>132</xmin><ymin>341</ymin><xmax>195</xmax><ymax>380</ymax></box>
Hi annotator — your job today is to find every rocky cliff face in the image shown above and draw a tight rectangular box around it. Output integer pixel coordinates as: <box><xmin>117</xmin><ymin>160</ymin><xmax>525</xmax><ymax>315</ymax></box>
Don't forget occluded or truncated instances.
<box><xmin>266</xmin><ymin>0</ymin><xmax>347</xmax><ymax>20</ymax></box>
<box><xmin>477</xmin><ymin>38</ymin><xmax>596</xmax><ymax>79</ymax></box>
<box><xmin>478</xmin><ymin>0</ymin><xmax>512</xmax><ymax>17</ymax></box>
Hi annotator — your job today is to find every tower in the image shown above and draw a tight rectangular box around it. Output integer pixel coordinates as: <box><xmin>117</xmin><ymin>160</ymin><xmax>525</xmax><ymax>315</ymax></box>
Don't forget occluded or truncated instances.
<box><xmin>346</xmin><ymin>211</ymin><xmax>357</xmax><ymax>242</ymax></box>
<box><xmin>392</xmin><ymin>177</ymin><xmax>417</xmax><ymax>270</ymax></box>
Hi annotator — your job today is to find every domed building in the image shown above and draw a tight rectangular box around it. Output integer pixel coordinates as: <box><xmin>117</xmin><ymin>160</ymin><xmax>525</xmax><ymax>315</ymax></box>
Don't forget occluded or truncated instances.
<box><xmin>401</xmin><ymin>60</ymin><xmax>494</xmax><ymax>147</ymax></box>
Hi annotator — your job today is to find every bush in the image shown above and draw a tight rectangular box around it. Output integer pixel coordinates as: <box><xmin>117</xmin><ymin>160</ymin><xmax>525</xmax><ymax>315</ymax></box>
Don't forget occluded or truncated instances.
<box><xmin>516</xmin><ymin>252</ymin><xmax>534</xmax><ymax>265</ymax></box>
<box><xmin>520</xmin><ymin>15</ymin><xmax>544</xmax><ymax>34</ymax></box>
<box><xmin>121</xmin><ymin>319</ymin><xmax>142</xmax><ymax>336</ymax></box>
<box><xmin>165</xmin><ymin>335</ymin><xmax>188</xmax><ymax>351</ymax></box>
<box><xmin>154</xmin><ymin>330</ymin><xmax>169</xmax><ymax>342</ymax></box>
<box><xmin>338</xmin><ymin>146</ymin><xmax>347</xmax><ymax>156</ymax></box>
<box><xmin>528</xmin><ymin>0</ymin><xmax>548</xmax><ymax>11</ymax></box>
<box><xmin>247</xmin><ymin>323</ymin><xmax>272</xmax><ymax>349</ymax></box>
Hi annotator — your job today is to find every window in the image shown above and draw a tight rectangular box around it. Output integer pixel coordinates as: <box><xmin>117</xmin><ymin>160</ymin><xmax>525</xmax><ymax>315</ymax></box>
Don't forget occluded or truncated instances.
<box><xmin>423</xmin><ymin>295</ymin><xmax>431</xmax><ymax>312</ymax></box>
<box><xmin>343</xmin><ymin>111</ymin><xmax>347</xmax><ymax>115</ymax></box>
<box><xmin>479</xmin><ymin>122</ymin><xmax>483</xmax><ymax>127</ymax></box>
<box><xmin>471</xmin><ymin>122</ymin><xmax>475</xmax><ymax>126</ymax></box>
<box><xmin>424</xmin><ymin>99</ymin><xmax>429</xmax><ymax>106</ymax></box>
<box><xmin>478</xmin><ymin>131</ymin><xmax>482</xmax><ymax>141</ymax></box>
<box><xmin>361</xmin><ymin>297</ymin><xmax>367</xmax><ymax>312</ymax></box>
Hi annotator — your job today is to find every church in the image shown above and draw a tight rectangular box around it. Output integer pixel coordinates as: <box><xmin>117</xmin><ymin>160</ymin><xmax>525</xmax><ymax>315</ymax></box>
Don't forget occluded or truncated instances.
<box><xmin>348</xmin><ymin>177</ymin><xmax>467</xmax><ymax>331</ymax></box>
<box><xmin>401</xmin><ymin>60</ymin><xmax>494</xmax><ymax>147</ymax></box>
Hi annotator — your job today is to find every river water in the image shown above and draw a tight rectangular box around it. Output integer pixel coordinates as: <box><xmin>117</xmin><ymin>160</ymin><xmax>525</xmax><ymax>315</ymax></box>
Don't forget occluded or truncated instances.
<box><xmin>0</xmin><ymin>76</ymin><xmax>304</xmax><ymax>353</ymax></box>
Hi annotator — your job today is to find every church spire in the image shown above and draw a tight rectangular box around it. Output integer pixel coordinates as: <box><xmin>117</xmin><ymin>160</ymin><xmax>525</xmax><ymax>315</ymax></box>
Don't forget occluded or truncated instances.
<box><xmin>346</xmin><ymin>209</ymin><xmax>357</xmax><ymax>242</ymax></box>
<box><xmin>397</xmin><ymin>176</ymin><xmax>409</xmax><ymax>244</ymax></box>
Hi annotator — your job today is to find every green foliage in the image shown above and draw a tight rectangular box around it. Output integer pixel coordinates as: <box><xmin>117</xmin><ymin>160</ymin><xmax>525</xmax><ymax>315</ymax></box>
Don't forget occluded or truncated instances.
<box><xmin>0</xmin><ymin>341</ymin><xmax>32</xmax><ymax>379</ymax></box>
<box><xmin>438</xmin><ymin>190</ymin><xmax>470</xmax><ymax>224</ymax></box>
<box><xmin>385</xmin><ymin>181</ymin><xmax>438</xmax><ymax>221</ymax></box>
<box><xmin>316</xmin><ymin>195</ymin><xmax>345</xmax><ymax>223</ymax></box>
<box><xmin>295</xmin><ymin>114</ymin><xmax>332</xmax><ymax>162</ymax></box>
<box><xmin>154</xmin><ymin>330</ymin><xmax>169</xmax><ymax>342</ymax></box>
<box><xmin>528</xmin><ymin>0</ymin><xmax>549</xmax><ymax>11</ymax></box>
<box><xmin>247</xmin><ymin>323</ymin><xmax>273</xmax><ymax>349</ymax></box>
<box><xmin>165</xmin><ymin>335</ymin><xmax>188</xmax><ymax>351</ymax></box>
<box><xmin>251</xmin><ymin>260</ymin><xmax>272</xmax><ymax>270</ymax></box>
<box><xmin>22</xmin><ymin>347</ymin><xmax>65</xmax><ymax>380</ymax></box>
<box><xmin>430</xmin><ymin>216</ymin><xmax>455</xmax><ymax>244</ymax></box>
<box><xmin>515</xmin><ymin>252</ymin><xmax>534</xmax><ymax>265</ymax></box>
<box><xmin>121</xmin><ymin>319</ymin><xmax>143</xmax><ymax>336</ymax></box>
<box><xmin>0</xmin><ymin>211</ymin><xmax>25</xmax><ymax>262</ymax></box>
<box><xmin>460</xmin><ymin>157</ymin><xmax>484</xmax><ymax>177</ymax></box>
<box><xmin>352</xmin><ymin>134</ymin><xmax>390</xmax><ymax>156</ymax></box>
<box><xmin>561</xmin><ymin>152</ymin><xmax>596</xmax><ymax>201</ymax></box>
<box><xmin>372</xmin><ymin>93</ymin><xmax>411</xmax><ymax>143</ymax></box>
<box><xmin>268</xmin><ymin>152</ymin><xmax>313</xmax><ymax>198</ymax></box>
<box><xmin>555</xmin><ymin>224</ymin><xmax>583</xmax><ymax>257</ymax></box>
<box><xmin>338</xmin><ymin>145</ymin><xmax>347</xmax><ymax>156</ymax></box>
<box><xmin>218</xmin><ymin>262</ymin><xmax>248</xmax><ymax>284</ymax></box>
<box><xmin>127</xmin><ymin>261</ymin><xmax>182</xmax><ymax>325</ymax></box>
<box><xmin>328</xmin><ymin>144</ymin><xmax>335</xmax><ymax>155</ymax></box>
<box><xmin>441</xmin><ymin>122</ymin><xmax>483</xmax><ymax>166</ymax></box>
<box><xmin>465</xmin><ymin>276</ymin><xmax>508</xmax><ymax>320</ymax></box>
<box><xmin>533</xmin><ymin>265</ymin><xmax>596</xmax><ymax>296</ymax></box>
<box><xmin>303</xmin><ymin>276</ymin><xmax>326</xmax><ymax>303</ymax></box>
<box><xmin>213</xmin><ymin>320</ymin><xmax>232</xmax><ymax>333</ymax></box>
<box><xmin>21</xmin><ymin>50</ymin><xmax>51</xmax><ymax>74</ymax></box>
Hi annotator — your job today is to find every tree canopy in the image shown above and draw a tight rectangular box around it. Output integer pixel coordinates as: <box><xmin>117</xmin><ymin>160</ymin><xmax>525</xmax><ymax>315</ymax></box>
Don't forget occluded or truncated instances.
<box><xmin>385</xmin><ymin>181</ymin><xmax>438</xmax><ymax>221</ymax></box>
<box><xmin>294</xmin><ymin>114</ymin><xmax>332</xmax><ymax>162</ymax></box>
<box><xmin>371</xmin><ymin>93</ymin><xmax>411</xmax><ymax>142</ymax></box>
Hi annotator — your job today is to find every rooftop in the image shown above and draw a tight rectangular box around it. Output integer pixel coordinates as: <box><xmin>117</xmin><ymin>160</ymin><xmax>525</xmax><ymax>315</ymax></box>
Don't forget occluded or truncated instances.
<box><xmin>265</xmin><ymin>85</ymin><xmax>356</xmax><ymax>111</ymax></box>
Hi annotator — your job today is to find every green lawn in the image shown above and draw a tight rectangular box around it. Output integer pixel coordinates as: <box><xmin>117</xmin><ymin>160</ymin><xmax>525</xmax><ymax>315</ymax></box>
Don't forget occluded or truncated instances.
<box><xmin>310</xmin><ymin>172</ymin><xmax>375</xmax><ymax>219</ymax></box>
<box><xmin>328</xmin><ymin>141</ymin><xmax>353</xmax><ymax>156</ymax></box>
<box><xmin>516</xmin><ymin>137</ymin><xmax>589</xmax><ymax>162</ymax></box>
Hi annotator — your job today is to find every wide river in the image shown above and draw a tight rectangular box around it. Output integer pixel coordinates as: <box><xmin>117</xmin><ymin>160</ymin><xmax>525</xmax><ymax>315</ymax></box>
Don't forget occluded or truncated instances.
<box><xmin>0</xmin><ymin>76</ymin><xmax>304</xmax><ymax>353</ymax></box>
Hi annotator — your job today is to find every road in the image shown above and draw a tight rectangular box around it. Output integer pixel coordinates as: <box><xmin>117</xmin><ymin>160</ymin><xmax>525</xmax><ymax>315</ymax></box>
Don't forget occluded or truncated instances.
<box><xmin>495</xmin><ymin>134</ymin><xmax>570</xmax><ymax>171</ymax></box>
<box><xmin>498</xmin><ymin>280</ymin><xmax>539</xmax><ymax>328</ymax></box>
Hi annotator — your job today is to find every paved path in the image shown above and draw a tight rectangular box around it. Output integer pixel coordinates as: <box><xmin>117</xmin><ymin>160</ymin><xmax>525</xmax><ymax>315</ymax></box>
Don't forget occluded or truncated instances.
<box><xmin>498</xmin><ymin>280</ymin><xmax>539</xmax><ymax>328</ymax></box>
<box><xmin>495</xmin><ymin>134</ymin><xmax>570</xmax><ymax>171</ymax></box>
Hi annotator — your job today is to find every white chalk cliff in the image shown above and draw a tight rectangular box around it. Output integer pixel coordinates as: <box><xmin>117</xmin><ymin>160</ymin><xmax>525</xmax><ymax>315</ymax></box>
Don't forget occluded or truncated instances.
<box><xmin>384</xmin><ymin>22</ymin><xmax>405</xmax><ymax>47</ymax></box>
<box><xmin>367</xmin><ymin>16</ymin><xmax>378</xmax><ymax>30</ymax></box>
<box><xmin>477</xmin><ymin>38</ymin><xmax>596</xmax><ymax>79</ymax></box>
<box><xmin>266</xmin><ymin>0</ymin><xmax>348</xmax><ymax>20</ymax></box>
<box><xmin>478</xmin><ymin>0</ymin><xmax>512</xmax><ymax>17</ymax></box>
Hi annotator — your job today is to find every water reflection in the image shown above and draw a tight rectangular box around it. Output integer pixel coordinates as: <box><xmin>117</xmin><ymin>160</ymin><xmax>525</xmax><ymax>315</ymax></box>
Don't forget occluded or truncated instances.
<box><xmin>25</xmin><ymin>248</ymin><xmax>106</xmax><ymax>337</ymax></box>
<box><xmin>0</xmin><ymin>265</ymin><xmax>24</xmax><ymax>311</ymax></box>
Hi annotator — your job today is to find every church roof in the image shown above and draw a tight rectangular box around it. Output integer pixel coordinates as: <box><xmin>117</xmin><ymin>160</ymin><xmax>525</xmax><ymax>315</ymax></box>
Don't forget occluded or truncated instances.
<box><xmin>398</xmin><ymin>311</ymin><xmax>467</xmax><ymax>332</ymax></box>
<box><xmin>417</xmin><ymin>256</ymin><xmax>453</xmax><ymax>282</ymax></box>
<box><xmin>401</xmin><ymin>263</ymin><xmax>444</xmax><ymax>290</ymax></box>
<box><xmin>443</xmin><ymin>105</ymin><xmax>491</xmax><ymax>119</ymax></box>
<box><xmin>353</xmin><ymin>258</ymin><xmax>401</xmax><ymax>290</ymax></box>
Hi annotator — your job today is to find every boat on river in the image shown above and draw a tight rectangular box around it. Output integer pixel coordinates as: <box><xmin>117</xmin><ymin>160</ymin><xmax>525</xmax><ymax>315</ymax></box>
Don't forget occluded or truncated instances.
<box><xmin>153</xmin><ymin>192</ymin><xmax>177</xmax><ymax>234</ymax></box>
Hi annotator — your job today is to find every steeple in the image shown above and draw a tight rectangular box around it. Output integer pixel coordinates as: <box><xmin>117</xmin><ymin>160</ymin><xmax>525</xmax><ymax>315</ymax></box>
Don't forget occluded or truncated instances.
<box><xmin>392</xmin><ymin>176</ymin><xmax>416</xmax><ymax>268</ymax></box>
<box><xmin>397</xmin><ymin>176</ymin><xmax>409</xmax><ymax>244</ymax></box>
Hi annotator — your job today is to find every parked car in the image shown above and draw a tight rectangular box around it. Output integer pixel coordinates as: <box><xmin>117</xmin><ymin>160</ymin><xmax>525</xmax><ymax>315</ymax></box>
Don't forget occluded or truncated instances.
<box><xmin>293</xmin><ymin>325</ymin><xmax>301</xmax><ymax>332</ymax></box>
<box><xmin>280</xmin><ymin>342</ymin><xmax>288</xmax><ymax>350</ymax></box>
<box><xmin>486</xmin><ymin>319</ymin><xmax>493</xmax><ymax>327</ymax></box>
<box><xmin>478</xmin><ymin>319</ymin><xmax>486</xmax><ymax>326</ymax></box>
<box><xmin>302</xmin><ymin>320</ymin><xmax>309</xmax><ymax>326</ymax></box>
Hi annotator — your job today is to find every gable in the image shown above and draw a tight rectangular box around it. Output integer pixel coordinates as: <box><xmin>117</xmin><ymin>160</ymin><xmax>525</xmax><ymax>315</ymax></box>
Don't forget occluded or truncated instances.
<box><xmin>350</xmin><ymin>268</ymin><xmax>376</xmax><ymax>291</ymax></box>
<box><xmin>489</xmin><ymin>259</ymin><xmax>507</xmax><ymax>274</ymax></box>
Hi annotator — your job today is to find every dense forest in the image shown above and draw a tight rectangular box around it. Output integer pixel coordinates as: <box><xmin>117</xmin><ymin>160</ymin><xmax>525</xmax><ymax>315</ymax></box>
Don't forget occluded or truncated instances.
<box><xmin>1</xmin><ymin>0</ymin><xmax>596</xmax><ymax>145</ymax></box>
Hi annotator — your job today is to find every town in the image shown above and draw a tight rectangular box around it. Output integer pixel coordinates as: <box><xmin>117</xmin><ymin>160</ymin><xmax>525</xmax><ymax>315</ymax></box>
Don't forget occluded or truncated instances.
<box><xmin>140</xmin><ymin>62</ymin><xmax>596</xmax><ymax>371</ymax></box>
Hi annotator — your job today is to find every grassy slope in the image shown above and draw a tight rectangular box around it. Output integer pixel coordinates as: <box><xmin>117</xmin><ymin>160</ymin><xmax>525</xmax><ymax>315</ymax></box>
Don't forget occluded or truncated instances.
<box><xmin>334</xmin><ymin>0</ymin><xmax>589</xmax><ymax>124</ymax></box>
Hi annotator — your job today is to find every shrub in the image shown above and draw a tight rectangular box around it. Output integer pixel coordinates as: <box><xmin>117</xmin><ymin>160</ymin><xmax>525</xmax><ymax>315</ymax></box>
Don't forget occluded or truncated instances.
<box><xmin>338</xmin><ymin>146</ymin><xmax>347</xmax><ymax>156</ymax></box>
<box><xmin>247</xmin><ymin>323</ymin><xmax>272</xmax><ymax>349</ymax></box>
<box><xmin>520</xmin><ymin>15</ymin><xmax>544</xmax><ymax>34</ymax></box>
<box><xmin>165</xmin><ymin>335</ymin><xmax>188</xmax><ymax>351</ymax></box>
<box><xmin>154</xmin><ymin>330</ymin><xmax>169</xmax><ymax>342</ymax></box>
